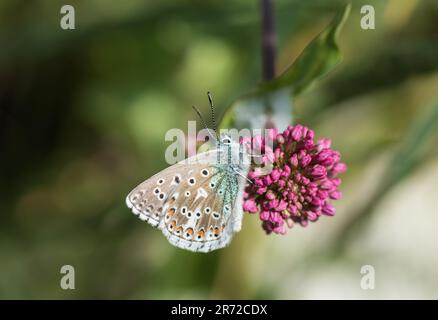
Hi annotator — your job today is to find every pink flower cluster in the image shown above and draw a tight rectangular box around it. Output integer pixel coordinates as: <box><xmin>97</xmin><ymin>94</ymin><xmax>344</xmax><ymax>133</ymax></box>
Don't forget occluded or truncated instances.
<box><xmin>242</xmin><ymin>125</ymin><xmax>347</xmax><ymax>235</ymax></box>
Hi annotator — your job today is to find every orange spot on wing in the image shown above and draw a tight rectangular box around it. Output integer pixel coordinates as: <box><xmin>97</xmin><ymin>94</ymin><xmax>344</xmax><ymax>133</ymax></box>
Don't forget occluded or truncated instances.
<box><xmin>167</xmin><ymin>207</ymin><xmax>176</xmax><ymax>216</ymax></box>
<box><xmin>197</xmin><ymin>229</ymin><xmax>205</xmax><ymax>239</ymax></box>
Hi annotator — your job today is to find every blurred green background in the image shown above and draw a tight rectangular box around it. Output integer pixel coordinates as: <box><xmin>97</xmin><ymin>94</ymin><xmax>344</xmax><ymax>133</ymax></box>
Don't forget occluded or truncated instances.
<box><xmin>1</xmin><ymin>0</ymin><xmax>438</xmax><ymax>299</ymax></box>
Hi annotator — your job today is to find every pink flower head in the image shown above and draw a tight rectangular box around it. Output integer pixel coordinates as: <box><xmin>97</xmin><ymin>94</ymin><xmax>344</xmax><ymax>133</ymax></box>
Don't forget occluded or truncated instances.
<box><xmin>242</xmin><ymin>125</ymin><xmax>347</xmax><ymax>235</ymax></box>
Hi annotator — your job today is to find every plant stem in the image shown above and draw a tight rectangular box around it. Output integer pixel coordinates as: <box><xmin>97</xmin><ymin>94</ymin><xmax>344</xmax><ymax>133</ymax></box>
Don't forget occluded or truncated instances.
<box><xmin>261</xmin><ymin>0</ymin><xmax>276</xmax><ymax>81</ymax></box>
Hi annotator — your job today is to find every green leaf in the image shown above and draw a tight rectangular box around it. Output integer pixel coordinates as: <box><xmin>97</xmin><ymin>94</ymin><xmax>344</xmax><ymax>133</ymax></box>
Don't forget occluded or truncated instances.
<box><xmin>219</xmin><ymin>3</ymin><xmax>351</xmax><ymax>131</ymax></box>
<box><xmin>262</xmin><ymin>2</ymin><xmax>351</xmax><ymax>96</ymax></box>
<box><xmin>384</xmin><ymin>98</ymin><xmax>438</xmax><ymax>188</ymax></box>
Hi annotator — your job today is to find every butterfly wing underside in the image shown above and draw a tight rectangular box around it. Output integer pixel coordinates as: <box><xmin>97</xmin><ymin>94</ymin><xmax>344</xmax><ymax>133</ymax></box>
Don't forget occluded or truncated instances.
<box><xmin>126</xmin><ymin>148</ymin><xmax>249</xmax><ymax>252</ymax></box>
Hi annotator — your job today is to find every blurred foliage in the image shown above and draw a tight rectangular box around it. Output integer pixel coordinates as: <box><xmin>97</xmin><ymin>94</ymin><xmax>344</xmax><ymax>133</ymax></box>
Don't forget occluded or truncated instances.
<box><xmin>329</xmin><ymin>97</ymin><xmax>438</xmax><ymax>256</ymax></box>
<box><xmin>1</xmin><ymin>0</ymin><xmax>438</xmax><ymax>299</ymax></box>
<box><xmin>220</xmin><ymin>3</ymin><xmax>350</xmax><ymax>131</ymax></box>
<box><xmin>262</xmin><ymin>2</ymin><xmax>350</xmax><ymax>95</ymax></box>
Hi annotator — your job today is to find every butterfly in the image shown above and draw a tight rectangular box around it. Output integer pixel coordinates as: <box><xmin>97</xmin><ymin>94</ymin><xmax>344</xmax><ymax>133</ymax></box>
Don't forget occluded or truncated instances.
<box><xmin>126</xmin><ymin>93</ymin><xmax>251</xmax><ymax>253</ymax></box>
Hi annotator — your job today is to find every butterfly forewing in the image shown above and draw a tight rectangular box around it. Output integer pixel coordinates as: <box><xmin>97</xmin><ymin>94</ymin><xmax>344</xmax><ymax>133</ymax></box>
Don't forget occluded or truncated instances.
<box><xmin>127</xmin><ymin>145</ymin><xmax>250</xmax><ymax>253</ymax></box>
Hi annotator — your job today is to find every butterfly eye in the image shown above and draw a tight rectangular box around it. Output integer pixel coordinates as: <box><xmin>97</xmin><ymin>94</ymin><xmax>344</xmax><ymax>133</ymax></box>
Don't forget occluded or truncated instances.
<box><xmin>222</xmin><ymin>137</ymin><xmax>231</xmax><ymax>144</ymax></box>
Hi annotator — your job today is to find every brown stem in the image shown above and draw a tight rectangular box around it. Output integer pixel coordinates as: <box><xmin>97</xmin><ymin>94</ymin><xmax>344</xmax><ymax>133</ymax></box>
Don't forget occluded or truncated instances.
<box><xmin>261</xmin><ymin>0</ymin><xmax>276</xmax><ymax>81</ymax></box>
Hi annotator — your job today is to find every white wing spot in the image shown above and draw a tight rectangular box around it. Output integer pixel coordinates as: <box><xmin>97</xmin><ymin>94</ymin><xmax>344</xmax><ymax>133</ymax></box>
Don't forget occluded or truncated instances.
<box><xmin>201</xmin><ymin>169</ymin><xmax>209</xmax><ymax>177</ymax></box>
<box><xmin>185</xmin><ymin>191</ymin><xmax>191</xmax><ymax>197</ymax></box>
<box><xmin>212</xmin><ymin>212</ymin><xmax>220</xmax><ymax>220</ymax></box>
<box><xmin>158</xmin><ymin>192</ymin><xmax>166</xmax><ymax>200</ymax></box>
<box><xmin>188</xmin><ymin>177</ymin><xmax>196</xmax><ymax>186</ymax></box>
<box><xmin>204</xmin><ymin>207</ymin><xmax>211</xmax><ymax>214</ymax></box>
<box><xmin>170</xmin><ymin>193</ymin><xmax>179</xmax><ymax>201</ymax></box>
<box><xmin>157</xmin><ymin>179</ymin><xmax>165</xmax><ymax>185</ymax></box>
<box><xmin>195</xmin><ymin>187</ymin><xmax>208</xmax><ymax>201</ymax></box>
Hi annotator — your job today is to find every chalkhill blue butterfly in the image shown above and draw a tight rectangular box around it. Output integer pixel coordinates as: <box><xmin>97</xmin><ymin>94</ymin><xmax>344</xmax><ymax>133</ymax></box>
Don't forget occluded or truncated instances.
<box><xmin>126</xmin><ymin>93</ymin><xmax>251</xmax><ymax>252</ymax></box>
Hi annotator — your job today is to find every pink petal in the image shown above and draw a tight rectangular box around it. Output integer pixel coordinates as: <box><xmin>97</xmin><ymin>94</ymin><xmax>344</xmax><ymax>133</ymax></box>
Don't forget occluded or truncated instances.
<box><xmin>330</xmin><ymin>191</ymin><xmax>342</xmax><ymax>200</ymax></box>
<box><xmin>291</xmin><ymin>125</ymin><xmax>303</xmax><ymax>141</ymax></box>
<box><xmin>311</xmin><ymin>165</ymin><xmax>327</xmax><ymax>179</ymax></box>
<box><xmin>260</xmin><ymin>211</ymin><xmax>270</xmax><ymax>221</ymax></box>
<box><xmin>243</xmin><ymin>199</ymin><xmax>258</xmax><ymax>213</ymax></box>
<box><xmin>333</xmin><ymin>163</ymin><xmax>347</xmax><ymax>174</ymax></box>
<box><xmin>322</xmin><ymin>203</ymin><xmax>336</xmax><ymax>216</ymax></box>
<box><xmin>277</xmin><ymin>200</ymin><xmax>288</xmax><ymax>211</ymax></box>
<box><xmin>307</xmin><ymin>211</ymin><xmax>318</xmax><ymax>221</ymax></box>
<box><xmin>290</xmin><ymin>154</ymin><xmax>298</xmax><ymax>167</ymax></box>
<box><xmin>270</xmin><ymin>169</ymin><xmax>281</xmax><ymax>182</ymax></box>
<box><xmin>317</xmin><ymin>138</ymin><xmax>331</xmax><ymax>150</ymax></box>
<box><xmin>301</xmin><ymin>154</ymin><xmax>312</xmax><ymax>167</ymax></box>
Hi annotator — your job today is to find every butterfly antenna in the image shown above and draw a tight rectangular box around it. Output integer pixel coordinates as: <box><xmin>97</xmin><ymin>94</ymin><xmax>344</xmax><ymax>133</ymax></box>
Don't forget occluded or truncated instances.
<box><xmin>233</xmin><ymin>168</ymin><xmax>254</xmax><ymax>185</ymax></box>
<box><xmin>207</xmin><ymin>91</ymin><xmax>218</xmax><ymax>136</ymax></box>
<box><xmin>192</xmin><ymin>105</ymin><xmax>218</xmax><ymax>143</ymax></box>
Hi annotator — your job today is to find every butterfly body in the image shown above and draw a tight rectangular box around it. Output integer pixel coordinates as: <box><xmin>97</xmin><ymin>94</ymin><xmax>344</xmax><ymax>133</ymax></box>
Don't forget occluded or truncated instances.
<box><xmin>126</xmin><ymin>137</ymin><xmax>250</xmax><ymax>253</ymax></box>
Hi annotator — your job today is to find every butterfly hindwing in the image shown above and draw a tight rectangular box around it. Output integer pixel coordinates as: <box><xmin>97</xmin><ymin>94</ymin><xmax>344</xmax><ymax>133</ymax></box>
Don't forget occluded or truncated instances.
<box><xmin>161</xmin><ymin>164</ymin><xmax>235</xmax><ymax>252</ymax></box>
<box><xmin>126</xmin><ymin>150</ymin><xmax>219</xmax><ymax>227</ymax></box>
